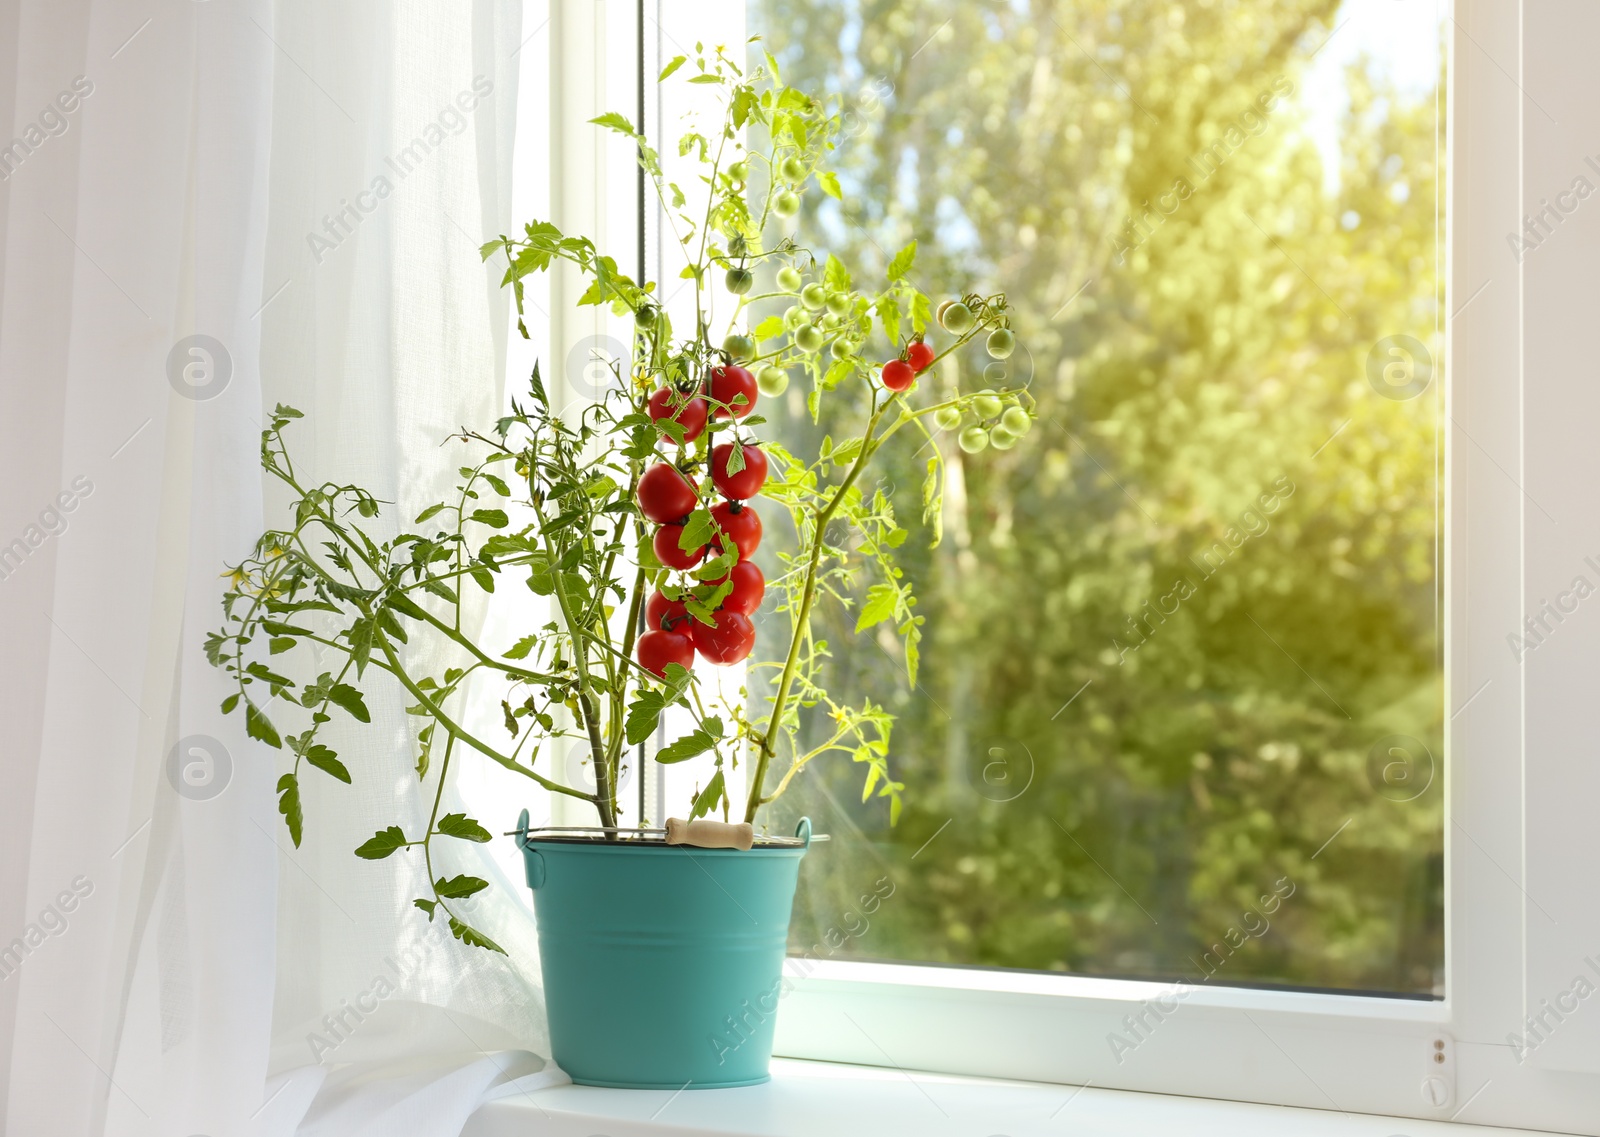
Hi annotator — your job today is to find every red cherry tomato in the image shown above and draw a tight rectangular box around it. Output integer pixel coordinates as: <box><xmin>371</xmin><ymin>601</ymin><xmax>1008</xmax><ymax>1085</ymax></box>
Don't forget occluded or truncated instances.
<box><xmin>637</xmin><ymin>463</ymin><xmax>698</xmax><ymax>524</ymax></box>
<box><xmin>647</xmin><ymin>385</ymin><xmax>708</xmax><ymax>443</ymax></box>
<box><xmin>653</xmin><ymin>522</ymin><xmax>707</xmax><ymax>570</ymax></box>
<box><xmin>882</xmin><ymin>358</ymin><xmax>915</xmax><ymax>392</ymax></box>
<box><xmin>646</xmin><ymin>590</ymin><xmax>689</xmax><ymax>632</ymax></box>
<box><xmin>710</xmin><ymin>500</ymin><xmax>762</xmax><ymax>561</ymax></box>
<box><xmin>708</xmin><ymin>364</ymin><xmax>758</xmax><ymax>419</ymax></box>
<box><xmin>637</xmin><ymin>629</ymin><xmax>695</xmax><ymax>679</ymax></box>
<box><xmin>692</xmin><ymin>610</ymin><xmax>755</xmax><ymax>665</ymax></box>
<box><xmin>710</xmin><ymin>442</ymin><xmax>768</xmax><ymax>500</ymax></box>
<box><xmin>710</xmin><ymin>560</ymin><xmax>765</xmax><ymax>615</ymax></box>
<box><xmin>906</xmin><ymin>341</ymin><xmax>936</xmax><ymax>372</ymax></box>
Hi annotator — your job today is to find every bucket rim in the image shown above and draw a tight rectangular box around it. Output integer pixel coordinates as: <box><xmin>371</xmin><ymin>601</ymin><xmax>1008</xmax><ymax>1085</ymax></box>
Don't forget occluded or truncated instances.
<box><xmin>520</xmin><ymin>832</ymin><xmax>810</xmax><ymax>854</ymax></box>
<box><xmin>509</xmin><ymin>812</ymin><xmax>818</xmax><ymax>854</ymax></box>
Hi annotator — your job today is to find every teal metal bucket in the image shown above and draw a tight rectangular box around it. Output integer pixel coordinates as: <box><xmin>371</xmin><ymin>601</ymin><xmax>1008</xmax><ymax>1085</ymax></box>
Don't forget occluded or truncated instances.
<box><xmin>513</xmin><ymin>810</ymin><xmax>811</xmax><ymax>1089</ymax></box>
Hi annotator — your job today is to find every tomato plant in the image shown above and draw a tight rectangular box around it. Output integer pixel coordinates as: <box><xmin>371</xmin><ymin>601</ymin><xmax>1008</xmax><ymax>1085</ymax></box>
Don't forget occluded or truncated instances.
<box><xmin>208</xmin><ymin>46</ymin><xmax>1033</xmax><ymax>952</ymax></box>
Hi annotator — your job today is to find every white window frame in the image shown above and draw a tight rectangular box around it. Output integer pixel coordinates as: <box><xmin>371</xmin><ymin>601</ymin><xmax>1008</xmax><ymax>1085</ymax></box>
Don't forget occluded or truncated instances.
<box><xmin>540</xmin><ymin>1</ymin><xmax>1600</xmax><ymax>1128</ymax></box>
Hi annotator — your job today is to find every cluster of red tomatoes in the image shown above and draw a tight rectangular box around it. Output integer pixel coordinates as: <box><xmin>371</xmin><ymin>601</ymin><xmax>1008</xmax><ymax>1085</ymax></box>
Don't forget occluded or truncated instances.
<box><xmin>880</xmin><ymin>338</ymin><xmax>936</xmax><ymax>392</ymax></box>
<box><xmin>633</xmin><ymin>362</ymin><xmax>769</xmax><ymax>679</ymax></box>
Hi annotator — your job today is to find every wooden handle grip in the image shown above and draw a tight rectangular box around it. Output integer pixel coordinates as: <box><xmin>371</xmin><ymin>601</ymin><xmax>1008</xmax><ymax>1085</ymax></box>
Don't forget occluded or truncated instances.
<box><xmin>665</xmin><ymin>817</ymin><xmax>754</xmax><ymax>850</ymax></box>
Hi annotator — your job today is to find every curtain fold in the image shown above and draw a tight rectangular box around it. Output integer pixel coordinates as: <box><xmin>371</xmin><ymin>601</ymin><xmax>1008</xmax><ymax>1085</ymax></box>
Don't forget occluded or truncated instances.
<box><xmin>0</xmin><ymin>2</ymin><xmax>547</xmax><ymax>1133</ymax></box>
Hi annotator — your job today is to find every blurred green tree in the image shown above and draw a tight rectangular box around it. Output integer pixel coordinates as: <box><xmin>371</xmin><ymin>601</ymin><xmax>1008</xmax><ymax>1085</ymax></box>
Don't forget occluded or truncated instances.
<box><xmin>750</xmin><ymin>0</ymin><xmax>1443</xmax><ymax>994</ymax></box>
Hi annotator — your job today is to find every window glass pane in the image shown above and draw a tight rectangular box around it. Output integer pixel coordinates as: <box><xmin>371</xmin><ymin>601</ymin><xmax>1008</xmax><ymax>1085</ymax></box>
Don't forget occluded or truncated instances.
<box><xmin>747</xmin><ymin>0</ymin><xmax>1444</xmax><ymax>995</ymax></box>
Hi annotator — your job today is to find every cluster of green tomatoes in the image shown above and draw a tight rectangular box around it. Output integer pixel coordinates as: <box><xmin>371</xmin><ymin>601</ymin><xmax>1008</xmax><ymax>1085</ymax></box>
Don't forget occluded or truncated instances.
<box><xmin>928</xmin><ymin>300</ymin><xmax>1032</xmax><ymax>454</ymax></box>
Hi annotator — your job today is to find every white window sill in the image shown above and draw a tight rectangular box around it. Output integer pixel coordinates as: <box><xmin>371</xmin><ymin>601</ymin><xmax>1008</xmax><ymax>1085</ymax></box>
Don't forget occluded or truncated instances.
<box><xmin>461</xmin><ymin>1057</ymin><xmax>1542</xmax><ymax>1136</ymax></box>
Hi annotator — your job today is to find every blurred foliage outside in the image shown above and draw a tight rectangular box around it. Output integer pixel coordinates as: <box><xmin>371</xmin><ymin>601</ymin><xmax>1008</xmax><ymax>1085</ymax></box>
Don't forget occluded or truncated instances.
<box><xmin>745</xmin><ymin>0</ymin><xmax>1444</xmax><ymax>995</ymax></box>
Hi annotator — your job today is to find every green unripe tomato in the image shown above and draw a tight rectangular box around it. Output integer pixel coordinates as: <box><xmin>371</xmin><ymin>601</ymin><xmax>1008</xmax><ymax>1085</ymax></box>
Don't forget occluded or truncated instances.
<box><xmin>634</xmin><ymin>304</ymin><xmax>659</xmax><ymax>329</ymax></box>
<box><xmin>830</xmin><ymin>337</ymin><xmax>856</xmax><ymax>359</ymax></box>
<box><xmin>958</xmin><ymin>426</ymin><xmax>990</xmax><ymax>454</ymax></box>
<box><xmin>988</xmin><ymin>427</ymin><xmax>1019</xmax><ymax>451</ymax></box>
<box><xmin>801</xmin><ymin>283</ymin><xmax>828</xmax><ymax>310</ymax></box>
<box><xmin>780</xmin><ymin>156</ymin><xmax>807</xmax><ymax>182</ymax></box>
<box><xmin>784</xmin><ymin>304</ymin><xmax>806</xmax><ymax>329</ymax></box>
<box><xmin>725</xmin><ymin>267</ymin><xmax>754</xmax><ymax>295</ymax></box>
<box><xmin>794</xmin><ymin>324</ymin><xmax>824</xmax><ymax>352</ymax></box>
<box><xmin>934</xmin><ymin>406</ymin><xmax>963</xmax><ymax>431</ymax></box>
<box><xmin>1001</xmin><ymin>406</ymin><xmax>1032</xmax><ymax>435</ymax></box>
<box><xmin>825</xmin><ymin>292</ymin><xmax>852</xmax><ymax>317</ymax></box>
<box><xmin>722</xmin><ymin>333</ymin><xmax>756</xmax><ymax>362</ymax></box>
<box><xmin>773</xmin><ymin>191</ymin><xmax>801</xmax><ymax>218</ymax></box>
<box><xmin>973</xmin><ymin>390</ymin><xmax>1004</xmax><ymax>419</ymax></box>
<box><xmin>987</xmin><ymin>328</ymin><xmax>1016</xmax><ymax>359</ymax></box>
<box><xmin>820</xmin><ymin>312</ymin><xmax>841</xmax><ymax>330</ymax></box>
<box><xmin>757</xmin><ymin>366</ymin><xmax>790</xmax><ymax>396</ymax></box>
<box><xmin>940</xmin><ymin>301</ymin><xmax>975</xmax><ymax>334</ymax></box>
<box><xmin>776</xmin><ymin>266</ymin><xmax>803</xmax><ymax>292</ymax></box>
<box><xmin>727</xmin><ymin>160</ymin><xmax>749</xmax><ymax>182</ymax></box>
<box><xmin>983</xmin><ymin>362</ymin><xmax>1008</xmax><ymax>384</ymax></box>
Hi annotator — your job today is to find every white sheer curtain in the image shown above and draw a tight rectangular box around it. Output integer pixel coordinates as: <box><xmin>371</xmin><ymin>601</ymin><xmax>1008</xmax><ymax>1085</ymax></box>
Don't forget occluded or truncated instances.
<box><xmin>0</xmin><ymin>2</ymin><xmax>559</xmax><ymax>1133</ymax></box>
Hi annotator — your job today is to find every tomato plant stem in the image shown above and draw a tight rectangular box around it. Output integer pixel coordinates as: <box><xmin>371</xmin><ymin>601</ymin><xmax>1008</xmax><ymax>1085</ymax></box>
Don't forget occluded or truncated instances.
<box><xmin>744</xmin><ymin>394</ymin><xmax>896</xmax><ymax>822</ymax></box>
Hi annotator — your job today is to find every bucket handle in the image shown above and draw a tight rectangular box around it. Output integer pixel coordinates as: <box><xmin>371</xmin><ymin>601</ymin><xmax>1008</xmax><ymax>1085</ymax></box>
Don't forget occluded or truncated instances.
<box><xmin>795</xmin><ymin>816</ymin><xmax>813</xmax><ymax>849</ymax></box>
<box><xmin>514</xmin><ymin>808</ymin><xmax>546</xmax><ymax>889</ymax></box>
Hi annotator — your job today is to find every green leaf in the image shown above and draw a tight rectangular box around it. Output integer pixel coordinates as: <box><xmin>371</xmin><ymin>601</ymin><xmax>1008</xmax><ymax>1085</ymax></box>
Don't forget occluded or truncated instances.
<box><xmin>626</xmin><ymin>691</ymin><xmax>666</xmax><ymax>745</ymax></box>
<box><xmin>246</xmin><ymin>700</ymin><xmax>282</xmax><ymax>749</ymax></box>
<box><xmin>656</xmin><ymin>727</ymin><xmax>718</xmax><ymax>764</ymax></box>
<box><xmin>415</xmin><ymin>723</ymin><xmax>434</xmax><ymax>780</ymax></box>
<box><xmin>659</xmin><ymin>54</ymin><xmax>687</xmax><ymax>81</ymax></box>
<box><xmin>887</xmin><ymin>239</ymin><xmax>918</xmax><ymax>282</ymax></box>
<box><xmin>277</xmin><ymin>774</ymin><xmax>303</xmax><ymax>846</ymax></box>
<box><xmin>921</xmin><ymin>457</ymin><xmax>944</xmax><ymax>547</ymax></box>
<box><xmin>268</xmin><ymin>636</ymin><xmax>296</xmax><ymax>655</ymax></box>
<box><xmin>422</xmin><ymin>578</ymin><xmax>459</xmax><ymax>604</ymax></box>
<box><xmin>448</xmin><ymin>917</ymin><xmax>506</xmax><ymax>954</ymax></box>
<box><xmin>880</xmin><ymin>295</ymin><xmax>901</xmax><ymax>347</ymax></box>
<box><xmin>415</xmin><ymin>503</ymin><xmax>446</xmax><ymax>524</ymax></box>
<box><xmin>823</xmin><ymin>253</ymin><xmax>851</xmax><ymax>292</ymax></box>
<box><xmin>220</xmin><ymin>693</ymin><xmax>239</xmax><ymax>715</ymax></box>
<box><xmin>590</xmin><ymin>110</ymin><xmax>638</xmax><ymax>136</ymax></box>
<box><xmin>830</xmin><ymin>438</ymin><xmax>864</xmax><ymax>466</ymax></box>
<box><xmin>855</xmin><ymin>583</ymin><xmax>900</xmax><ymax>632</ymax></box>
<box><xmin>902</xmin><ymin>617</ymin><xmax>923</xmax><ymax>688</ymax></box>
<box><xmin>731</xmin><ymin>85</ymin><xmax>757</xmax><ymax>129</ymax></box>
<box><xmin>304</xmin><ymin>744</ymin><xmax>352</xmax><ymax>784</ymax></box>
<box><xmin>690</xmin><ymin>770</ymin><xmax>726</xmax><ymax>820</ymax></box>
<box><xmin>528</xmin><ymin>360</ymin><xmax>548</xmax><ymax>407</ymax></box>
<box><xmin>435</xmin><ymin>874</ymin><xmax>490</xmax><ymax>899</ymax></box>
<box><xmin>504</xmin><ymin>634</ymin><xmax>538</xmax><ymax>660</ymax></box>
<box><xmin>469</xmin><ymin>508</ymin><xmax>509</xmax><ymax>529</ymax></box>
<box><xmin>679</xmin><ymin>508</ymin><xmax>715</xmax><ymax>552</ymax></box>
<box><xmin>347</xmin><ymin>617</ymin><xmax>375</xmax><ymax>676</ymax></box>
<box><xmin>413</xmin><ymin>898</ymin><xmax>438</xmax><ymax>919</ymax></box>
<box><xmin>388</xmin><ymin>592</ymin><xmax>429</xmax><ymax>621</ymax></box>
<box><xmin>328</xmin><ymin>683</ymin><xmax>371</xmax><ymax>723</ymax></box>
<box><xmin>436</xmin><ymin>813</ymin><xmax>493</xmax><ymax>843</ymax></box>
<box><xmin>818</xmin><ymin>170</ymin><xmax>842</xmax><ymax>200</ymax></box>
<box><xmin>482</xmin><ymin>472</ymin><xmax>511</xmax><ymax>496</ymax></box>
<box><xmin>355</xmin><ymin>825</ymin><xmax>409</xmax><ymax>859</ymax></box>
<box><xmin>910</xmin><ymin>290</ymin><xmax>932</xmax><ymax>335</ymax></box>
